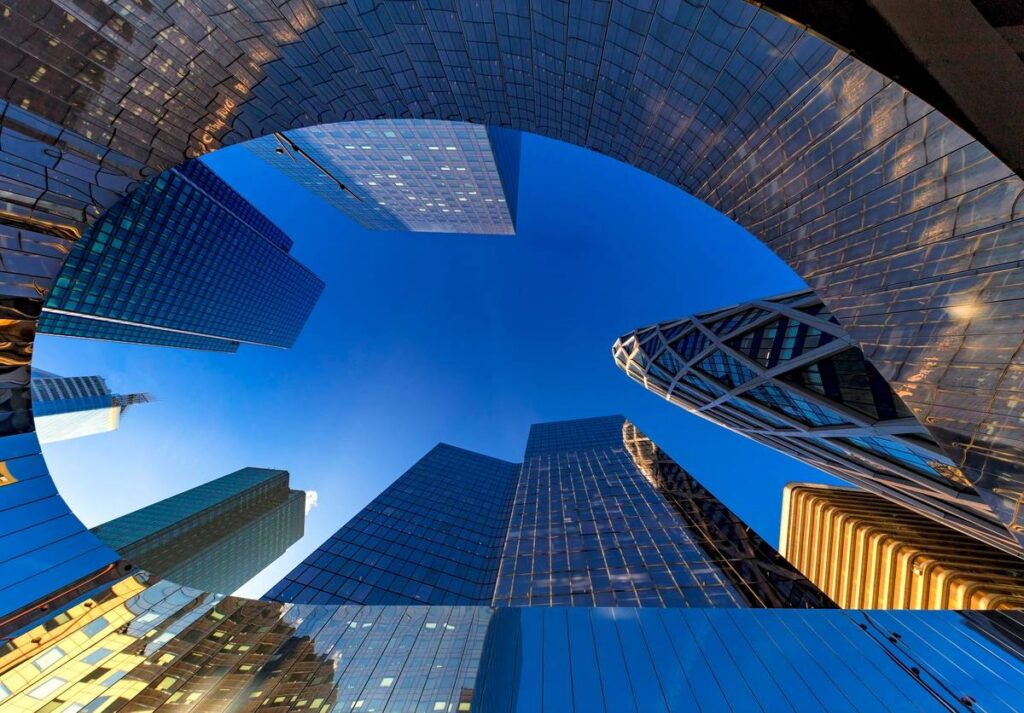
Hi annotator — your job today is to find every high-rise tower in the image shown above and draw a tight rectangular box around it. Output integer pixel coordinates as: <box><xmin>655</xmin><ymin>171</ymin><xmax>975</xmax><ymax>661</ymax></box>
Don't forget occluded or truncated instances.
<box><xmin>31</xmin><ymin>370</ymin><xmax>151</xmax><ymax>444</ymax></box>
<box><xmin>266</xmin><ymin>416</ymin><xmax>831</xmax><ymax>608</ymax></box>
<box><xmin>613</xmin><ymin>290</ymin><xmax>1017</xmax><ymax>555</ymax></box>
<box><xmin>780</xmin><ymin>483</ymin><xmax>1024</xmax><ymax>609</ymax></box>
<box><xmin>38</xmin><ymin>160</ymin><xmax>324</xmax><ymax>352</ymax></box>
<box><xmin>92</xmin><ymin>467</ymin><xmax>305</xmax><ymax>594</ymax></box>
<box><xmin>244</xmin><ymin>120</ymin><xmax>520</xmax><ymax>234</ymax></box>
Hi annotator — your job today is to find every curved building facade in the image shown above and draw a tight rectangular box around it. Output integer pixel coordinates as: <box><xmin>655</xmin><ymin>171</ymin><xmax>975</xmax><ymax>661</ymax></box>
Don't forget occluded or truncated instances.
<box><xmin>0</xmin><ymin>1</ymin><xmax>1023</xmax><ymax>708</ymax></box>
<box><xmin>0</xmin><ymin>0</ymin><xmax>1019</xmax><ymax>560</ymax></box>
<box><xmin>613</xmin><ymin>290</ymin><xmax>1019</xmax><ymax>554</ymax></box>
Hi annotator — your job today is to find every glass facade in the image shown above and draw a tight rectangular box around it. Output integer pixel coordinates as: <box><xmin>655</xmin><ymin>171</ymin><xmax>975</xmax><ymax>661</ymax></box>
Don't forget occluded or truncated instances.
<box><xmin>495</xmin><ymin>416</ymin><xmax>829</xmax><ymax>608</ymax></box>
<box><xmin>244</xmin><ymin>120</ymin><xmax>520</xmax><ymax>234</ymax></box>
<box><xmin>0</xmin><ymin>3</ymin><xmax>1022</xmax><ymax>709</ymax></box>
<box><xmin>474</xmin><ymin>607</ymin><xmax>1024</xmax><ymax>713</ymax></box>
<box><xmin>269</xmin><ymin>416</ymin><xmax>830</xmax><ymax>609</ymax></box>
<box><xmin>92</xmin><ymin>468</ymin><xmax>305</xmax><ymax>594</ymax></box>
<box><xmin>2</xmin><ymin>574</ymin><xmax>1023</xmax><ymax>712</ymax></box>
<box><xmin>266</xmin><ymin>445</ymin><xmax>520</xmax><ymax>605</ymax></box>
<box><xmin>613</xmin><ymin>290</ymin><xmax>1020</xmax><ymax>555</ymax></box>
<box><xmin>38</xmin><ymin>160</ymin><xmax>324</xmax><ymax>351</ymax></box>
<box><xmin>36</xmin><ymin>312</ymin><xmax>243</xmax><ymax>353</ymax></box>
<box><xmin>30</xmin><ymin>371</ymin><xmax>151</xmax><ymax>444</ymax></box>
<box><xmin>0</xmin><ymin>1</ymin><xmax>1023</xmax><ymax>613</ymax></box>
<box><xmin>0</xmin><ymin>577</ymin><xmax>489</xmax><ymax>713</ymax></box>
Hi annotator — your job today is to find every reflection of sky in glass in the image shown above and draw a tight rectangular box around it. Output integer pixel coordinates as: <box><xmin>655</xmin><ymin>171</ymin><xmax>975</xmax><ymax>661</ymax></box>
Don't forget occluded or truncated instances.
<box><xmin>245</xmin><ymin>120</ymin><xmax>519</xmax><ymax>234</ymax></box>
<box><xmin>36</xmin><ymin>132</ymin><xmax>838</xmax><ymax>599</ymax></box>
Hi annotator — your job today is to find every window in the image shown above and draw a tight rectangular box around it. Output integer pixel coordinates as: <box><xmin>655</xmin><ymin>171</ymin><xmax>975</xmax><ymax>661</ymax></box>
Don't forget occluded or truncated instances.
<box><xmin>27</xmin><ymin>677</ymin><xmax>67</xmax><ymax>699</ymax></box>
<box><xmin>32</xmin><ymin>647</ymin><xmax>65</xmax><ymax>671</ymax></box>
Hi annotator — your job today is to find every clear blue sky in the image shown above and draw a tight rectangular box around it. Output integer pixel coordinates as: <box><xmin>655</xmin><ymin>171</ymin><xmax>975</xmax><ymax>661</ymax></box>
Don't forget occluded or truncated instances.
<box><xmin>36</xmin><ymin>130</ymin><xmax>841</xmax><ymax>598</ymax></box>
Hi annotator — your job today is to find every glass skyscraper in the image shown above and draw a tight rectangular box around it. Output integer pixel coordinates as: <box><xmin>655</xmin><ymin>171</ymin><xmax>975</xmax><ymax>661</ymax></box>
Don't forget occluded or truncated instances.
<box><xmin>267</xmin><ymin>416</ymin><xmax>831</xmax><ymax>608</ymax></box>
<box><xmin>244</xmin><ymin>120</ymin><xmax>520</xmax><ymax>234</ymax></box>
<box><xmin>266</xmin><ymin>444</ymin><xmax>519</xmax><ymax>606</ymax></box>
<box><xmin>30</xmin><ymin>370</ymin><xmax>151</xmax><ymax>445</ymax></box>
<box><xmin>38</xmin><ymin>160</ymin><xmax>325</xmax><ymax>352</ymax></box>
<box><xmin>91</xmin><ymin>467</ymin><xmax>305</xmax><ymax>594</ymax></box>
<box><xmin>613</xmin><ymin>290</ymin><xmax>1019</xmax><ymax>556</ymax></box>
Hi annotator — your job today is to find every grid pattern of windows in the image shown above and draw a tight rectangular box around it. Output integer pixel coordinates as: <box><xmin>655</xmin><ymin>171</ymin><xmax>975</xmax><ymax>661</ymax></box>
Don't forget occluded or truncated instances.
<box><xmin>91</xmin><ymin>468</ymin><xmax>304</xmax><ymax>593</ymax></box>
<box><xmin>245</xmin><ymin>120</ymin><xmax>520</xmax><ymax>234</ymax></box>
<box><xmin>695</xmin><ymin>350</ymin><xmax>756</xmax><ymax>389</ymax></box>
<box><xmin>40</xmin><ymin>161</ymin><xmax>324</xmax><ymax>350</ymax></box>
<box><xmin>783</xmin><ymin>349</ymin><xmax>914</xmax><ymax>421</ymax></box>
<box><xmin>614</xmin><ymin>290</ymin><xmax>1016</xmax><ymax>555</ymax></box>
<box><xmin>672</xmin><ymin>329</ymin><xmax>711</xmax><ymax>361</ymax></box>
<box><xmin>728</xmin><ymin>315</ymin><xmax>835</xmax><ymax>368</ymax></box>
<box><xmin>2</xmin><ymin>0</ymin><xmax>1024</xmax><ymax>619</ymax></box>
<box><xmin>474</xmin><ymin>608</ymin><xmax>1024</xmax><ymax>713</ymax></box>
<box><xmin>705</xmin><ymin>307</ymin><xmax>770</xmax><ymax>336</ymax></box>
<box><xmin>842</xmin><ymin>436</ymin><xmax>960</xmax><ymax>482</ymax></box>
<box><xmin>0</xmin><ymin>574</ymin><xmax>492</xmax><ymax>713</ymax></box>
<box><xmin>35</xmin><ymin>313</ymin><xmax>241</xmax><ymax>352</ymax></box>
<box><xmin>495</xmin><ymin>416</ymin><xmax>830</xmax><ymax>608</ymax></box>
<box><xmin>745</xmin><ymin>383</ymin><xmax>849</xmax><ymax>427</ymax></box>
<box><xmin>269</xmin><ymin>416</ymin><xmax>825</xmax><ymax>611</ymax></box>
<box><xmin>266</xmin><ymin>445</ymin><xmax>520</xmax><ymax>605</ymax></box>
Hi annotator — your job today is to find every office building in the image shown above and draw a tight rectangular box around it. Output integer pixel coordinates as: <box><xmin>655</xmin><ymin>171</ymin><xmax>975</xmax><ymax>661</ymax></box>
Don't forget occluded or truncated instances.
<box><xmin>91</xmin><ymin>468</ymin><xmax>305</xmax><ymax>594</ymax></box>
<box><xmin>3</xmin><ymin>575</ymin><xmax>1024</xmax><ymax>712</ymax></box>
<box><xmin>244</xmin><ymin>120</ymin><xmax>519</xmax><ymax>234</ymax></box>
<box><xmin>1</xmin><ymin>1</ymin><xmax>1024</xmax><ymax>709</ymax></box>
<box><xmin>5</xmin><ymin>0</ymin><xmax>1024</xmax><ymax>621</ymax></box>
<box><xmin>780</xmin><ymin>483</ymin><xmax>1024</xmax><ymax>609</ymax></box>
<box><xmin>267</xmin><ymin>415</ymin><xmax>831</xmax><ymax>608</ymax></box>
<box><xmin>38</xmin><ymin>160</ymin><xmax>325</xmax><ymax>352</ymax></box>
<box><xmin>31</xmin><ymin>370</ymin><xmax>151</xmax><ymax>445</ymax></box>
<box><xmin>613</xmin><ymin>290</ymin><xmax>1019</xmax><ymax>555</ymax></box>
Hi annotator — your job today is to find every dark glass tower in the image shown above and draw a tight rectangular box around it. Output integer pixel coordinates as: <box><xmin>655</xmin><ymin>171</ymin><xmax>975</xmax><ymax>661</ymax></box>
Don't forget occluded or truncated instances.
<box><xmin>613</xmin><ymin>290</ymin><xmax>1018</xmax><ymax>555</ymax></box>
<box><xmin>266</xmin><ymin>445</ymin><xmax>519</xmax><ymax>605</ymax></box>
<box><xmin>92</xmin><ymin>467</ymin><xmax>305</xmax><ymax>593</ymax></box>
<box><xmin>267</xmin><ymin>416</ymin><xmax>830</xmax><ymax>608</ymax></box>
<box><xmin>38</xmin><ymin>160</ymin><xmax>325</xmax><ymax>352</ymax></box>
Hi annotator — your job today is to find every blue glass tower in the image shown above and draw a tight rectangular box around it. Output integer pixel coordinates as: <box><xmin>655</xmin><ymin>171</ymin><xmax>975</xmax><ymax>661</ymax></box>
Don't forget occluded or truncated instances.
<box><xmin>38</xmin><ymin>160</ymin><xmax>324</xmax><ymax>352</ymax></box>
<box><xmin>244</xmin><ymin>120</ymin><xmax>520</xmax><ymax>235</ymax></box>
<box><xmin>92</xmin><ymin>467</ymin><xmax>305</xmax><ymax>593</ymax></box>
<box><xmin>266</xmin><ymin>445</ymin><xmax>519</xmax><ymax>605</ymax></box>
<box><xmin>267</xmin><ymin>416</ymin><xmax>830</xmax><ymax>608</ymax></box>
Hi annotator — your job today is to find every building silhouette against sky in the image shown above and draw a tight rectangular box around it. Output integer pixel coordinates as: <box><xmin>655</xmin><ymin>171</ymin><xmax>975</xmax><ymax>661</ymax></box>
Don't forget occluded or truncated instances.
<box><xmin>31</xmin><ymin>370</ymin><xmax>151</xmax><ymax>445</ymax></box>
<box><xmin>613</xmin><ymin>290</ymin><xmax>1018</xmax><ymax>556</ymax></box>
<box><xmin>245</xmin><ymin>120</ymin><xmax>520</xmax><ymax>234</ymax></box>
<box><xmin>91</xmin><ymin>467</ymin><xmax>305</xmax><ymax>594</ymax></box>
<box><xmin>781</xmin><ymin>483</ymin><xmax>1024</xmax><ymax>610</ymax></box>
<box><xmin>267</xmin><ymin>415</ymin><xmax>831</xmax><ymax>608</ymax></box>
<box><xmin>38</xmin><ymin>160</ymin><xmax>325</xmax><ymax>353</ymax></box>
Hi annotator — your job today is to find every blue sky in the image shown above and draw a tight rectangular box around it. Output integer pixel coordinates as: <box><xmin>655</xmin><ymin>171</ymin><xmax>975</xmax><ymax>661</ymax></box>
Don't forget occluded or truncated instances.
<box><xmin>36</xmin><ymin>130</ymin><xmax>840</xmax><ymax>598</ymax></box>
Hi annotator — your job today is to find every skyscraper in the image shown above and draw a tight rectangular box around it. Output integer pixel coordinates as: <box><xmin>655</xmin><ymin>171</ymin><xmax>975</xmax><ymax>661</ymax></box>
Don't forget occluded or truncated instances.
<box><xmin>780</xmin><ymin>483</ymin><xmax>1024</xmax><ymax>609</ymax></box>
<box><xmin>613</xmin><ymin>290</ymin><xmax>1019</xmax><ymax>555</ymax></box>
<box><xmin>38</xmin><ymin>160</ymin><xmax>325</xmax><ymax>352</ymax></box>
<box><xmin>91</xmin><ymin>468</ymin><xmax>305</xmax><ymax>594</ymax></box>
<box><xmin>244</xmin><ymin>120</ymin><xmax>520</xmax><ymax>234</ymax></box>
<box><xmin>267</xmin><ymin>416</ymin><xmax>831</xmax><ymax>608</ymax></box>
<box><xmin>31</xmin><ymin>370</ymin><xmax>151</xmax><ymax>445</ymax></box>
